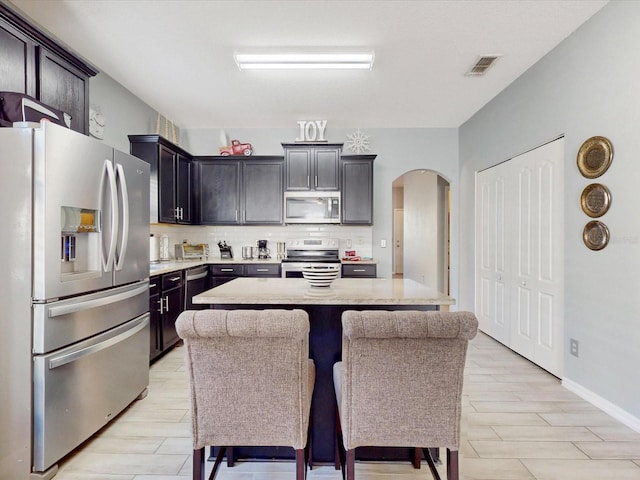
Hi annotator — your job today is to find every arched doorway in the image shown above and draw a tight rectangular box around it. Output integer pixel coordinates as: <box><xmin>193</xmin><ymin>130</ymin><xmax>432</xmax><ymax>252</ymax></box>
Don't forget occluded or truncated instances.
<box><xmin>392</xmin><ymin>170</ymin><xmax>450</xmax><ymax>294</ymax></box>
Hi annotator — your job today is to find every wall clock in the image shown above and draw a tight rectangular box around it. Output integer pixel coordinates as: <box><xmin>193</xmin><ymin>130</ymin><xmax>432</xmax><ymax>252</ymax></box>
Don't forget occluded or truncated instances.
<box><xmin>89</xmin><ymin>107</ymin><xmax>105</xmax><ymax>139</ymax></box>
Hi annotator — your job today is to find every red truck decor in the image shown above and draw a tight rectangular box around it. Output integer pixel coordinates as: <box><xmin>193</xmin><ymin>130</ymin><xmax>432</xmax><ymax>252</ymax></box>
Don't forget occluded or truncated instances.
<box><xmin>219</xmin><ymin>139</ymin><xmax>253</xmax><ymax>156</ymax></box>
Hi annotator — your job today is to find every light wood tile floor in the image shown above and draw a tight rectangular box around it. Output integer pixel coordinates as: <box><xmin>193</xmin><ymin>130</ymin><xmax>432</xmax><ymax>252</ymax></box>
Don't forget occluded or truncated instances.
<box><xmin>52</xmin><ymin>332</ymin><xmax>640</xmax><ymax>480</ymax></box>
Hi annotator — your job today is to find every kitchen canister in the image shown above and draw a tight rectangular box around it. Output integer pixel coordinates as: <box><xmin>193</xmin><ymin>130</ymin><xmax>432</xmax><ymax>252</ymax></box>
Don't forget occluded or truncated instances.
<box><xmin>159</xmin><ymin>234</ymin><xmax>170</xmax><ymax>260</ymax></box>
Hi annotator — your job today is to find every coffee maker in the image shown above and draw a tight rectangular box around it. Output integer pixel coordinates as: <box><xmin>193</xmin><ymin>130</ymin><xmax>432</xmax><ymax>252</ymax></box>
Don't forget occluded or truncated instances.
<box><xmin>257</xmin><ymin>239</ymin><xmax>270</xmax><ymax>259</ymax></box>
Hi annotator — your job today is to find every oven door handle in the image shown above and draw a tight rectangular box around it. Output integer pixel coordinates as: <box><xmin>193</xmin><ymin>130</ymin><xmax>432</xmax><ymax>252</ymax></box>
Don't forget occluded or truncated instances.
<box><xmin>48</xmin><ymin>315</ymin><xmax>148</xmax><ymax>370</ymax></box>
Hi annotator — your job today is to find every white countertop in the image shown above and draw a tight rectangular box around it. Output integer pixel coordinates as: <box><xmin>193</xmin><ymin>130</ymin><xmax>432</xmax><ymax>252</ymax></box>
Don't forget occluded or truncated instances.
<box><xmin>149</xmin><ymin>258</ymin><xmax>377</xmax><ymax>276</ymax></box>
<box><xmin>193</xmin><ymin>277</ymin><xmax>454</xmax><ymax>306</ymax></box>
<box><xmin>149</xmin><ymin>258</ymin><xmax>282</xmax><ymax>276</ymax></box>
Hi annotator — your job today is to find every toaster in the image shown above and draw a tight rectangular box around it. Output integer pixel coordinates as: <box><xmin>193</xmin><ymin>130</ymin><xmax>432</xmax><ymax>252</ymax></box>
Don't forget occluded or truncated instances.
<box><xmin>175</xmin><ymin>243</ymin><xmax>209</xmax><ymax>260</ymax></box>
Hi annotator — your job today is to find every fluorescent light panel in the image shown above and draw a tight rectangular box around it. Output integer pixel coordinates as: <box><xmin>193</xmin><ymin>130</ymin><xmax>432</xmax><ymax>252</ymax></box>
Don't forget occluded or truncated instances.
<box><xmin>234</xmin><ymin>52</ymin><xmax>374</xmax><ymax>70</ymax></box>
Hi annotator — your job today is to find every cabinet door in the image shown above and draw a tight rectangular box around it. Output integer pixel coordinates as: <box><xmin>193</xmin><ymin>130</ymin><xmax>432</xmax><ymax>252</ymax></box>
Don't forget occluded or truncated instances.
<box><xmin>243</xmin><ymin>160</ymin><xmax>283</xmax><ymax>224</ymax></box>
<box><xmin>161</xmin><ymin>287</ymin><xmax>182</xmax><ymax>350</ymax></box>
<box><xmin>314</xmin><ymin>148</ymin><xmax>340</xmax><ymax>190</ymax></box>
<box><xmin>0</xmin><ymin>18</ymin><xmax>35</xmax><ymax>96</ymax></box>
<box><xmin>158</xmin><ymin>145</ymin><xmax>177</xmax><ymax>223</ymax></box>
<box><xmin>341</xmin><ymin>159</ymin><xmax>373</xmax><ymax>224</ymax></box>
<box><xmin>285</xmin><ymin>148</ymin><xmax>312</xmax><ymax>190</ymax></box>
<box><xmin>176</xmin><ymin>153</ymin><xmax>192</xmax><ymax>224</ymax></box>
<box><xmin>198</xmin><ymin>161</ymin><xmax>241</xmax><ymax>224</ymax></box>
<box><xmin>38</xmin><ymin>47</ymin><xmax>89</xmax><ymax>134</ymax></box>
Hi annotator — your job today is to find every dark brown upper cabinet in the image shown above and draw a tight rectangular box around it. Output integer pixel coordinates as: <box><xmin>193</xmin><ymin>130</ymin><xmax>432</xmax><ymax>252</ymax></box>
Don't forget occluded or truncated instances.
<box><xmin>0</xmin><ymin>4</ymin><xmax>97</xmax><ymax>134</ymax></box>
<box><xmin>282</xmin><ymin>143</ymin><xmax>342</xmax><ymax>191</ymax></box>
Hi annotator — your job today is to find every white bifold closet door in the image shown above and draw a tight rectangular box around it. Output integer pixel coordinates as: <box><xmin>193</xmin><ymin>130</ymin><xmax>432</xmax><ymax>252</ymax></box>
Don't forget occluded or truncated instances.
<box><xmin>475</xmin><ymin>138</ymin><xmax>564</xmax><ymax>377</ymax></box>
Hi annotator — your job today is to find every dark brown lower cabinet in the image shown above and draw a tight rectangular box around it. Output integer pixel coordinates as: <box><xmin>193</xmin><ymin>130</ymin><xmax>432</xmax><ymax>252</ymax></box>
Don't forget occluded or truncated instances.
<box><xmin>149</xmin><ymin>272</ymin><xmax>183</xmax><ymax>362</ymax></box>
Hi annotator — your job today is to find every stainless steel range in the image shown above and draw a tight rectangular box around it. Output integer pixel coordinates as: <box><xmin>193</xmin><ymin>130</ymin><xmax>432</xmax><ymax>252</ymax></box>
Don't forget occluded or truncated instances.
<box><xmin>281</xmin><ymin>238</ymin><xmax>341</xmax><ymax>278</ymax></box>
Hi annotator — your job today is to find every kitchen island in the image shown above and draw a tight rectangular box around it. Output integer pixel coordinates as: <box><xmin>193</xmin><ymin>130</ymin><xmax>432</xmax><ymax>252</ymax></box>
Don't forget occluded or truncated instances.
<box><xmin>193</xmin><ymin>278</ymin><xmax>455</xmax><ymax>466</ymax></box>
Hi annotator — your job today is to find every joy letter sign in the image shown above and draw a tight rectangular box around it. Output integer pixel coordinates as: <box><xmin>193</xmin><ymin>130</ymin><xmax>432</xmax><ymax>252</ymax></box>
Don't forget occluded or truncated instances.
<box><xmin>295</xmin><ymin>120</ymin><xmax>328</xmax><ymax>142</ymax></box>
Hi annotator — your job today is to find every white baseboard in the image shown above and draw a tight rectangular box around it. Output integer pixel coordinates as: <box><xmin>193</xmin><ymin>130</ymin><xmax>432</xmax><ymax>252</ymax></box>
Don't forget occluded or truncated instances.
<box><xmin>562</xmin><ymin>377</ymin><xmax>640</xmax><ymax>433</ymax></box>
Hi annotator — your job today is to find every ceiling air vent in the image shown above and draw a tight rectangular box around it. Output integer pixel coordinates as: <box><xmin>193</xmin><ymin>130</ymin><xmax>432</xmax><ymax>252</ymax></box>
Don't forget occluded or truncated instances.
<box><xmin>466</xmin><ymin>55</ymin><xmax>501</xmax><ymax>76</ymax></box>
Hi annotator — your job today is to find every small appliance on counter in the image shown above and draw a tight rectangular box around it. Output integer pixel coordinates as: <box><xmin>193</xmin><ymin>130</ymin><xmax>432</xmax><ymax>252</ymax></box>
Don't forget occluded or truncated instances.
<box><xmin>175</xmin><ymin>243</ymin><xmax>210</xmax><ymax>260</ymax></box>
<box><xmin>217</xmin><ymin>240</ymin><xmax>233</xmax><ymax>259</ymax></box>
<box><xmin>257</xmin><ymin>239</ymin><xmax>270</xmax><ymax>259</ymax></box>
<box><xmin>276</xmin><ymin>241</ymin><xmax>286</xmax><ymax>259</ymax></box>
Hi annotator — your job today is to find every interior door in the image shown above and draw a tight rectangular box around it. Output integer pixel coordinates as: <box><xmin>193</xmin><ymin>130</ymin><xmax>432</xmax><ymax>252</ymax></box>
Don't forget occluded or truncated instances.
<box><xmin>475</xmin><ymin>165</ymin><xmax>511</xmax><ymax>345</ymax></box>
<box><xmin>475</xmin><ymin>138</ymin><xmax>564</xmax><ymax>376</ymax></box>
<box><xmin>510</xmin><ymin>139</ymin><xmax>564</xmax><ymax>376</ymax></box>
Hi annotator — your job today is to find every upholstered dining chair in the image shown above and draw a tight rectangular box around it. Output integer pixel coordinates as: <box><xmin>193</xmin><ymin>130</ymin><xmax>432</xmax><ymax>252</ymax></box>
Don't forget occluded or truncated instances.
<box><xmin>176</xmin><ymin>309</ymin><xmax>315</xmax><ymax>480</ymax></box>
<box><xmin>333</xmin><ymin>310</ymin><xmax>478</xmax><ymax>480</ymax></box>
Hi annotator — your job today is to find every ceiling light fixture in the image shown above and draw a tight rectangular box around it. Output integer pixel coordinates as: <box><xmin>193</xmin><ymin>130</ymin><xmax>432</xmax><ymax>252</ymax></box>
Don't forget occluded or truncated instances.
<box><xmin>234</xmin><ymin>52</ymin><xmax>375</xmax><ymax>70</ymax></box>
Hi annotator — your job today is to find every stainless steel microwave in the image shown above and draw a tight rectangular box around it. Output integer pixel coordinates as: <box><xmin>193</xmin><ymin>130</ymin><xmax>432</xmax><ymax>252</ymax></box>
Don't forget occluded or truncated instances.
<box><xmin>284</xmin><ymin>191</ymin><xmax>341</xmax><ymax>224</ymax></box>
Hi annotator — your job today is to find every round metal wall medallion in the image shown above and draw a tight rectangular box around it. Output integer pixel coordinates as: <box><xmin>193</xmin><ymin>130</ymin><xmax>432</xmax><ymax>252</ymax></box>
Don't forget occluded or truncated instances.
<box><xmin>577</xmin><ymin>136</ymin><xmax>613</xmax><ymax>178</ymax></box>
<box><xmin>583</xmin><ymin>220</ymin><xmax>610</xmax><ymax>251</ymax></box>
<box><xmin>580</xmin><ymin>183</ymin><xmax>611</xmax><ymax>218</ymax></box>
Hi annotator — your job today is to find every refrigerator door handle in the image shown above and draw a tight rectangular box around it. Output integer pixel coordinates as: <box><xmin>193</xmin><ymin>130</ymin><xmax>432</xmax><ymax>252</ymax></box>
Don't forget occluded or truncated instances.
<box><xmin>114</xmin><ymin>163</ymin><xmax>129</xmax><ymax>271</ymax></box>
<box><xmin>47</xmin><ymin>284</ymin><xmax>148</xmax><ymax>318</ymax></box>
<box><xmin>47</xmin><ymin>315</ymin><xmax>148</xmax><ymax>369</ymax></box>
<box><xmin>100</xmin><ymin>160</ymin><xmax>118</xmax><ymax>272</ymax></box>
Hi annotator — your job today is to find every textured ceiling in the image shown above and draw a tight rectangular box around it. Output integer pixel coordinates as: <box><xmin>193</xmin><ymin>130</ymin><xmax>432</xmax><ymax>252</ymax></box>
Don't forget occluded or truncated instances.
<box><xmin>9</xmin><ymin>0</ymin><xmax>608</xmax><ymax>129</ymax></box>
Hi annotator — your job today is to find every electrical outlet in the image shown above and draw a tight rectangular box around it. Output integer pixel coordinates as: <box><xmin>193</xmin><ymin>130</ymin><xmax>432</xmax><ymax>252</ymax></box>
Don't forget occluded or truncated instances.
<box><xmin>380</xmin><ymin>239</ymin><xmax>387</xmax><ymax>248</ymax></box>
<box><xmin>570</xmin><ymin>338</ymin><xmax>579</xmax><ymax>357</ymax></box>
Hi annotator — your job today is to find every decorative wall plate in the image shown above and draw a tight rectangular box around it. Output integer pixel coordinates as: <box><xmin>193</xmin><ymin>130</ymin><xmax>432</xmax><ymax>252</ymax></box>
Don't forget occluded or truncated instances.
<box><xmin>583</xmin><ymin>220</ymin><xmax>610</xmax><ymax>250</ymax></box>
<box><xmin>577</xmin><ymin>136</ymin><xmax>613</xmax><ymax>178</ymax></box>
<box><xmin>580</xmin><ymin>183</ymin><xmax>611</xmax><ymax>218</ymax></box>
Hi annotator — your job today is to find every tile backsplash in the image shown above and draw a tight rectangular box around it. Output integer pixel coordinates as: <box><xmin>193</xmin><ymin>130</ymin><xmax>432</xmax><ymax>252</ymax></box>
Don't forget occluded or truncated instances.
<box><xmin>150</xmin><ymin>224</ymin><xmax>373</xmax><ymax>260</ymax></box>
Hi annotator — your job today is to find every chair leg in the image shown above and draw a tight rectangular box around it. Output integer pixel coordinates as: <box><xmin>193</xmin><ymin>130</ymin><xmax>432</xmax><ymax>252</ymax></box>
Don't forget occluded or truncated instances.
<box><xmin>346</xmin><ymin>449</ymin><xmax>355</xmax><ymax>480</ymax></box>
<box><xmin>413</xmin><ymin>447</ymin><xmax>421</xmax><ymax>469</ymax></box>
<box><xmin>447</xmin><ymin>449</ymin><xmax>459</xmax><ymax>480</ymax></box>
<box><xmin>334</xmin><ymin>404</ymin><xmax>343</xmax><ymax>471</ymax></box>
<box><xmin>193</xmin><ymin>447</ymin><xmax>205</xmax><ymax>480</ymax></box>
<box><xmin>307</xmin><ymin>418</ymin><xmax>313</xmax><ymax>470</ymax></box>
<box><xmin>295</xmin><ymin>448</ymin><xmax>306</xmax><ymax>480</ymax></box>
<box><xmin>422</xmin><ymin>448</ymin><xmax>442</xmax><ymax>480</ymax></box>
<box><xmin>209</xmin><ymin>446</ymin><xmax>226</xmax><ymax>480</ymax></box>
<box><xmin>226</xmin><ymin>446</ymin><xmax>234</xmax><ymax>467</ymax></box>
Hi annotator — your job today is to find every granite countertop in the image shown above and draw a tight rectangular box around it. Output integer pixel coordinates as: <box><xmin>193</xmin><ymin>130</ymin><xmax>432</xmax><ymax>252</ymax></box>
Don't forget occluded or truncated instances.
<box><xmin>193</xmin><ymin>277</ymin><xmax>454</xmax><ymax>306</ymax></box>
<box><xmin>149</xmin><ymin>258</ymin><xmax>282</xmax><ymax>276</ymax></box>
<box><xmin>340</xmin><ymin>258</ymin><xmax>377</xmax><ymax>264</ymax></box>
<box><xmin>150</xmin><ymin>257</ymin><xmax>377</xmax><ymax>276</ymax></box>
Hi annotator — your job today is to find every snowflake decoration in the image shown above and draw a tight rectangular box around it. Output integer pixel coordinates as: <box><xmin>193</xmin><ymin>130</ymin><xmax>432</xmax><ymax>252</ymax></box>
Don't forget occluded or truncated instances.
<box><xmin>346</xmin><ymin>129</ymin><xmax>371</xmax><ymax>154</ymax></box>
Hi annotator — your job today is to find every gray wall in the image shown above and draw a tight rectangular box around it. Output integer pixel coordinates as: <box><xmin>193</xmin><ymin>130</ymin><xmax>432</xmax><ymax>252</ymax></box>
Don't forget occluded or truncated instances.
<box><xmin>403</xmin><ymin>170</ymin><xmax>444</xmax><ymax>289</ymax></box>
<box><xmin>184</xmin><ymin>127</ymin><xmax>459</xmax><ymax>297</ymax></box>
<box><xmin>459</xmin><ymin>1</ymin><xmax>640</xmax><ymax>419</ymax></box>
<box><xmin>90</xmin><ymin>73</ymin><xmax>160</xmax><ymax>152</ymax></box>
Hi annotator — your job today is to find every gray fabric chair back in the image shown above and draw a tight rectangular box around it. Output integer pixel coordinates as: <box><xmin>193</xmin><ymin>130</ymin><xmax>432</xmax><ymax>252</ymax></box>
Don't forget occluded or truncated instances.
<box><xmin>176</xmin><ymin>309</ymin><xmax>313</xmax><ymax>450</ymax></box>
<box><xmin>338</xmin><ymin>310</ymin><xmax>477</xmax><ymax>451</ymax></box>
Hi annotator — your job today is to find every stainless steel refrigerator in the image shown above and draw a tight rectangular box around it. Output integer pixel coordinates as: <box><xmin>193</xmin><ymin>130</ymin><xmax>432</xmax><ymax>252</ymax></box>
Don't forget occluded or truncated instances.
<box><xmin>0</xmin><ymin>122</ymin><xmax>150</xmax><ymax>479</ymax></box>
